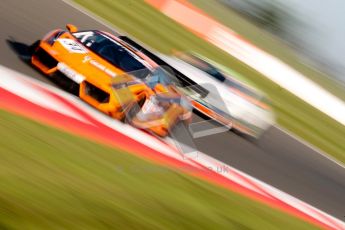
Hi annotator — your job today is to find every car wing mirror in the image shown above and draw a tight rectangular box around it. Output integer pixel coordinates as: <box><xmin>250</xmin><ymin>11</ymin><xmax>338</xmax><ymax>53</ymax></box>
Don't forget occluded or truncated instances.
<box><xmin>66</xmin><ymin>24</ymin><xmax>78</xmax><ymax>33</ymax></box>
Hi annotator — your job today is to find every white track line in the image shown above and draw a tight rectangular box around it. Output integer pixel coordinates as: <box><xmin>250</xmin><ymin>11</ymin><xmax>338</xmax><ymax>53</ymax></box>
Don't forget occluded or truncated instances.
<box><xmin>275</xmin><ymin>125</ymin><xmax>345</xmax><ymax>170</ymax></box>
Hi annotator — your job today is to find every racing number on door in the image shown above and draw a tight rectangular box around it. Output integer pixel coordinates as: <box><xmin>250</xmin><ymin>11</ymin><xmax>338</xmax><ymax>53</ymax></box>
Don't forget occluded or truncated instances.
<box><xmin>58</xmin><ymin>39</ymin><xmax>87</xmax><ymax>54</ymax></box>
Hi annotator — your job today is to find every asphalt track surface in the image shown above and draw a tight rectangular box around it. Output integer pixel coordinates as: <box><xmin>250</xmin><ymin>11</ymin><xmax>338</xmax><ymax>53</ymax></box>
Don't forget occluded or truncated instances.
<box><xmin>1</xmin><ymin>0</ymin><xmax>345</xmax><ymax>221</ymax></box>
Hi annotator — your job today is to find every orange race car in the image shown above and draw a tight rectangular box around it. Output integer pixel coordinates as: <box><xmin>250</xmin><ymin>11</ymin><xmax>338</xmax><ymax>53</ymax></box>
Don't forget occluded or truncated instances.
<box><xmin>30</xmin><ymin>24</ymin><xmax>192</xmax><ymax>137</ymax></box>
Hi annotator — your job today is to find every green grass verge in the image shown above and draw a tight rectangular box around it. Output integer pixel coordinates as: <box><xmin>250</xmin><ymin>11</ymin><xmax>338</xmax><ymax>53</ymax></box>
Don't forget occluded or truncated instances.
<box><xmin>0</xmin><ymin>110</ymin><xmax>318</xmax><ymax>229</ymax></box>
<box><xmin>73</xmin><ymin>0</ymin><xmax>345</xmax><ymax>164</ymax></box>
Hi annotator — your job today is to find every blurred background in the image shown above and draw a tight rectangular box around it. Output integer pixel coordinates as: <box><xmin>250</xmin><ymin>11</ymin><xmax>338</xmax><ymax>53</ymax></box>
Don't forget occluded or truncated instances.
<box><xmin>222</xmin><ymin>0</ymin><xmax>345</xmax><ymax>85</ymax></box>
<box><xmin>1</xmin><ymin>0</ymin><xmax>345</xmax><ymax>229</ymax></box>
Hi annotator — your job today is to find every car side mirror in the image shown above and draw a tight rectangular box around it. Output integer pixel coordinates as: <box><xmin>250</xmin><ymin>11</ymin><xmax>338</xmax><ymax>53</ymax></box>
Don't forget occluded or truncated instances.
<box><xmin>66</xmin><ymin>24</ymin><xmax>78</xmax><ymax>33</ymax></box>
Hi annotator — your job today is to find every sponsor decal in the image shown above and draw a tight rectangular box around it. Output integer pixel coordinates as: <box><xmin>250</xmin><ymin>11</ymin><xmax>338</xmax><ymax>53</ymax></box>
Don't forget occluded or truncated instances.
<box><xmin>82</xmin><ymin>55</ymin><xmax>117</xmax><ymax>77</ymax></box>
<box><xmin>58</xmin><ymin>39</ymin><xmax>88</xmax><ymax>54</ymax></box>
<box><xmin>57</xmin><ymin>62</ymin><xmax>85</xmax><ymax>84</ymax></box>
<box><xmin>82</xmin><ymin>55</ymin><xmax>92</xmax><ymax>63</ymax></box>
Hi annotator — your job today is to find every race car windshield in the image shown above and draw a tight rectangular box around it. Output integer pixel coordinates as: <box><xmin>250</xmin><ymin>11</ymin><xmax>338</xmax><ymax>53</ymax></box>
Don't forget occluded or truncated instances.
<box><xmin>73</xmin><ymin>31</ymin><xmax>148</xmax><ymax>73</ymax></box>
